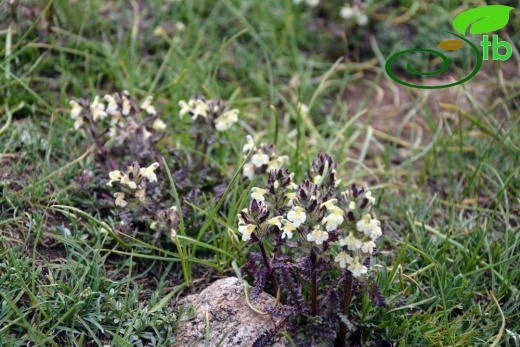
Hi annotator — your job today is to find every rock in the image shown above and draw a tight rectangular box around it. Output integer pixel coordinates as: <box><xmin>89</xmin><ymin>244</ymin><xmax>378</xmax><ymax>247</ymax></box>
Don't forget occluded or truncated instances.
<box><xmin>175</xmin><ymin>277</ymin><xmax>288</xmax><ymax>347</ymax></box>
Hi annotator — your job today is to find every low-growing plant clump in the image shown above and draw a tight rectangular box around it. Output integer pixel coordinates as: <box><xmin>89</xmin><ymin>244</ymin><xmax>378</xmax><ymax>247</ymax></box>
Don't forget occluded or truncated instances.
<box><xmin>238</xmin><ymin>154</ymin><xmax>396</xmax><ymax>346</ymax></box>
<box><xmin>67</xmin><ymin>91</ymin><xmax>242</xmax><ymax>244</ymax></box>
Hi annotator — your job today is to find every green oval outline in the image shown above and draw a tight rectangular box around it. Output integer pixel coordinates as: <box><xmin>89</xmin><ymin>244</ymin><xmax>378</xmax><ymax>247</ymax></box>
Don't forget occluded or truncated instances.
<box><xmin>385</xmin><ymin>31</ymin><xmax>483</xmax><ymax>89</ymax></box>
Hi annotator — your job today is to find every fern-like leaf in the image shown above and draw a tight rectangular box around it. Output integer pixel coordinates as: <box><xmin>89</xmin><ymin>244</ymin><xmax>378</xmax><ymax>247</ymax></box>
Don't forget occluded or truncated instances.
<box><xmin>252</xmin><ymin>319</ymin><xmax>285</xmax><ymax>347</ymax></box>
<box><xmin>266</xmin><ymin>304</ymin><xmax>294</xmax><ymax>317</ymax></box>
<box><xmin>250</xmin><ymin>268</ymin><xmax>267</xmax><ymax>300</ymax></box>
<box><xmin>277</xmin><ymin>267</ymin><xmax>306</xmax><ymax>315</ymax></box>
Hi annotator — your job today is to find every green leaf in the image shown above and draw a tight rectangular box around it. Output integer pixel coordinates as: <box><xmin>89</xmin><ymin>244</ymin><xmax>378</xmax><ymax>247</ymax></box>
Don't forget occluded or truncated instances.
<box><xmin>453</xmin><ymin>5</ymin><xmax>514</xmax><ymax>35</ymax></box>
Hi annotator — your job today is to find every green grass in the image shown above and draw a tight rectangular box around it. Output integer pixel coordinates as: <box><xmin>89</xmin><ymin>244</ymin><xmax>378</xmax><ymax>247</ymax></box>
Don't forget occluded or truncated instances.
<box><xmin>1</xmin><ymin>0</ymin><xmax>520</xmax><ymax>346</ymax></box>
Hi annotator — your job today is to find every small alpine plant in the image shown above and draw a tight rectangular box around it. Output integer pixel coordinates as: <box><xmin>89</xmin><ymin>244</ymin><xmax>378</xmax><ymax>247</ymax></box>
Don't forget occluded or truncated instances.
<box><xmin>69</xmin><ymin>91</ymin><xmax>166</xmax><ymax>162</ymax></box>
<box><xmin>237</xmin><ymin>154</ymin><xmax>387</xmax><ymax>347</ymax></box>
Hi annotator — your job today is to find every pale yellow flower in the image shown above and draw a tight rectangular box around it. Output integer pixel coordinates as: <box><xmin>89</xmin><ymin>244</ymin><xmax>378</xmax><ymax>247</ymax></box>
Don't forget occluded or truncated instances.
<box><xmin>251</xmin><ymin>151</ymin><xmax>269</xmax><ymax>167</ymax></box>
<box><xmin>70</xmin><ymin>100</ymin><xmax>82</xmax><ymax>119</ymax></box>
<box><xmin>73</xmin><ymin>117</ymin><xmax>84</xmax><ymax>130</ymax></box>
<box><xmin>140</xmin><ymin>96</ymin><xmax>157</xmax><ymax>115</ymax></box>
<box><xmin>265</xmin><ymin>216</ymin><xmax>283</xmax><ymax>229</ymax></box>
<box><xmin>238</xmin><ymin>224</ymin><xmax>256</xmax><ymax>241</ymax></box>
<box><xmin>215</xmin><ymin>116</ymin><xmax>231</xmax><ymax>131</ymax></box>
<box><xmin>152</xmin><ymin>119</ymin><xmax>167</xmax><ymax>131</ymax></box>
<box><xmin>227</xmin><ymin>228</ymin><xmax>240</xmax><ymax>245</ymax></box>
<box><xmin>191</xmin><ymin>99</ymin><xmax>209</xmax><ymax>120</ymax></box>
<box><xmin>361</xmin><ymin>240</ymin><xmax>376</xmax><ymax>254</ymax></box>
<box><xmin>251</xmin><ymin>187</ymin><xmax>268</xmax><ymax>202</ymax></box>
<box><xmin>178</xmin><ymin>99</ymin><xmax>209</xmax><ymax>120</ymax></box>
<box><xmin>91</xmin><ymin>96</ymin><xmax>108</xmax><ymax>122</ymax></box>
<box><xmin>356</xmin><ymin>13</ymin><xmax>368</xmax><ymax>26</ymax></box>
<box><xmin>340</xmin><ymin>5</ymin><xmax>356</xmax><ymax>19</ymax></box>
<box><xmin>104</xmin><ymin>94</ymin><xmax>120</xmax><ymax>116</ymax></box>
<box><xmin>242</xmin><ymin>135</ymin><xmax>256</xmax><ymax>153</ymax></box>
<box><xmin>267</xmin><ymin>155</ymin><xmax>288</xmax><ymax>171</ymax></box>
<box><xmin>323</xmin><ymin>206</ymin><xmax>344</xmax><ymax>231</ymax></box>
<box><xmin>113</xmin><ymin>192</ymin><xmax>127</xmax><ymax>207</ymax></box>
<box><xmin>287</xmin><ymin>206</ymin><xmax>306</xmax><ymax>227</ymax></box>
<box><xmin>243</xmin><ymin>162</ymin><xmax>255</xmax><ymax>179</ymax></box>
<box><xmin>281</xmin><ymin>220</ymin><xmax>297</xmax><ymax>239</ymax></box>
<box><xmin>141</xmin><ymin>127</ymin><xmax>152</xmax><ymax>141</ymax></box>
<box><xmin>175</xmin><ymin>21</ymin><xmax>186</xmax><ymax>31</ymax></box>
<box><xmin>122</xmin><ymin>92</ymin><xmax>132</xmax><ymax>116</ymax></box>
<box><xmin>356</xmin><ymin>215</ymin><xmax>382</xmax><ymax>239</ymax></box>
<box><xmin>286</xmin><ymin>192</ymin><xmax>298</xmax><ymax>207</ymax></box>
<box><xmin>120</xmin><ymin>175</ymin><xmax>137</xmax><ymax>189</ymax></box>
<box><xmin>225</xmin><ymin>109</ymin><xmax>239</xmax><ymax>121</ymax></box>
<box><xmin>69</xmin><ymin>100</ymin><xmax>84</xmax><ymax>129</ymax></box>
<box><xmin>365</xmin><ymin>191</ymin><xmax>376</xmax><ymax>204</ymax></box>
<box><xmin>307</xmin><ymin>226</ymin><xmax>328</xmax><ymax>245</ymax></box>
<box><xmin>339</xmin><ymin>232</ymin><xmax>362</xmax><ymax>251</ymax></box>
<box><xmin>139</xmin><ymin>162</ymin><xmax>160</xmax><ymax>183</ymax></box>
<box><xmin>108</xmin><ymin>127</ymin><xmax>117</xmax><ymax>138</ymax></box>
<box><xmin>135</xmin><ymin>189</ymin><xmax>146</xmax><ymax>202</ymax></box>
<box><xmin>215</xmin><ymin>109</ymin><xmax>239</xmax><ymax>131</ymax></box>
<box><xmin>178</xmin><ymin>100</ymin><xmax>191</xmax><ymax>119</ymax></box>
<box><xmin>107</xmin><ymin>170</ymin><xmax>123</xmax><ymax>186</ymax></box>
<box><xmin>320</xmin><ymin>199</ymin><xmax>338</xmax><ymax>210</ymax></box>
<box><xmin>335</xmin><ymin>251</ymin><xmax>353</xmax><ymax>269</ymax></box>
<box><xmin>348</xmin><ymin>257</ymin><xmax>368</xmax><ymax>277</ymax></box>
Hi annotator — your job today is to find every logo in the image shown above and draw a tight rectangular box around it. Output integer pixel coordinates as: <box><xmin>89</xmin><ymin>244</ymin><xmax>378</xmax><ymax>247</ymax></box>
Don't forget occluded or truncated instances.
<box><xmin>385</xmin><ymin>5</ymin><xmax>515</xmax><ymax>89</ymax></box>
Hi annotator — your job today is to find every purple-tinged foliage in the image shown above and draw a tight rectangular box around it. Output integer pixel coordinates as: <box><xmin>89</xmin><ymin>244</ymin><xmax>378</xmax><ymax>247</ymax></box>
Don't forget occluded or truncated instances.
<box><xmin>277</xmin><ymin>267</ymin><xmax>306</xmax><ymax>315</ymax></box>
<box><xmin>250</xmin><ymin>268</ymin><xmax>267</xmax><ymax>301</ymax></box>
<box><xmin>266</xmin><ymin>304</ymin><xmax>295</xmax><ymax>317</ymax></box>
<box><xmin>252</xmin><ymin>321</ymin><xmax>285</xmax><ymax>347</ymax></box>
<box><xmin>359</xmin><ymin>276</ymin><xmax>387</xmax><ymax>308</ymax></box>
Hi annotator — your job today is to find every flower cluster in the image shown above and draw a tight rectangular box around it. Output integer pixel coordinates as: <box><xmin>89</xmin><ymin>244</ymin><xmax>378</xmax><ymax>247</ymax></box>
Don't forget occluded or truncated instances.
<box><xmin>70</xmin><ymin>91</ymin><xmax>164</xmax><ymax>133</ymax></box>
<box><xmin>178</xmin><ymin>95</ymin><xmax>239</xmax><ymax>132</ymax></box>
<box><xmin>340</xmin><ymin>3</ymin><xmax>368</xmax><ymax>26</ymax></box>
<box><xmin>241</xmin><ymin>135</ymin><xmax>289</xmax><ymax>179</ymax></box>
<box><xmin>68</xmin><ymin>91</ymin><xmax>166</xmax><ymax>162</ymax></box>
<box><xmin>106</xmin><ymin>161</ymin><xmax>160</xmax><ymax>208</ymax></box>
<box><xmin>238</xmin><ymin>168</ymin><xmax>296</xmax><ymax>239</ymax></box>
<box><xmin>331</xmin><ymin>185</ymin><xmax>380</xmax><ymax>276</ymax></box>
<box><xmin>238</xmin><ymin>153</ymin><xmax>381</xmax><ymax>278</ymax></box>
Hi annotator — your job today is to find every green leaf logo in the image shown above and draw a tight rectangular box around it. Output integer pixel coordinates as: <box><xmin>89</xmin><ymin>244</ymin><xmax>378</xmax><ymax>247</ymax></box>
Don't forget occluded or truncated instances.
<box><xmin>453</xmin><ymin>5</ymin><xmax>514</xmax><ymax>35</ymax></box>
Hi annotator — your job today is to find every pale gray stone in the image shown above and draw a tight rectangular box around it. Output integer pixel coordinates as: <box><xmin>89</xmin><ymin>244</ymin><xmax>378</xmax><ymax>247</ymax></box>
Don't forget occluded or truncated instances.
<box><xmin>175</xmin><ymin>277</ymin><xmax>288</xmax><ymax>347</ymax></box>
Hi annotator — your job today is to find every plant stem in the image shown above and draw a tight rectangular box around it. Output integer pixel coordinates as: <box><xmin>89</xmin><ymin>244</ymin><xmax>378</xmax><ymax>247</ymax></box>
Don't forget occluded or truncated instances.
<box><xmin>193</xmin><ymin>133</ymin><xmax>201</xmax><ymax>162</ymax></box>
<box><xmin>335</xmin><ymin>271</ymin><xmax>353</xmax><ymax>347</ymax></box>
<box><xmin>311</xmin><ymin>249</ymin><xmax>317</xmax><ymax>317</ymax></box>
<box><xmin>257</xmin><ymin>238</ymin><xmax>280</xmax><ymax>295</ymax></box>
<box><xmin>199</xmin><ymin>138</ymin><xmax>209</xmax><ymax>166</ymax></box>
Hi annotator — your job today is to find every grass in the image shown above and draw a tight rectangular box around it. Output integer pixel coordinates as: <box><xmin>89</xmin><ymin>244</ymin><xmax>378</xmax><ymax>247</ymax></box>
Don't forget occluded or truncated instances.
<box><xmin>1</xmin><ymin>0</ymin><xmax>519</xmax><ymax>346</ymax></box>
